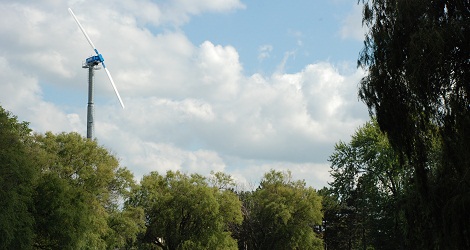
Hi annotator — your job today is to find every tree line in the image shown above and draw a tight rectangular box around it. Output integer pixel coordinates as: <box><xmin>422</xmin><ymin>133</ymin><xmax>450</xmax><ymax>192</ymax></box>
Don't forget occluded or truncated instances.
<box><xmin>0</xmin><ymin>106</ymin><xmax>323</xmax><ymax>249</ymax></box>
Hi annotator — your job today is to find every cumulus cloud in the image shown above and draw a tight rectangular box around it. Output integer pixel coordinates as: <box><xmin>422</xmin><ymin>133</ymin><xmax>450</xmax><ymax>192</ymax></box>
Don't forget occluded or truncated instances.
<box><xmin>196</xmin><ymin>41</ymin><xmax>242</xmax><ymax>100</ymax></box>
<box><xmin>0</xmin><ymin>0</ymin><xmax>368</xmax><ymax>188</ymax></box>
<box><xmin>93</xmin><ymin>57</ymin><xmax>366</xmax><ymax>187</ymax></box>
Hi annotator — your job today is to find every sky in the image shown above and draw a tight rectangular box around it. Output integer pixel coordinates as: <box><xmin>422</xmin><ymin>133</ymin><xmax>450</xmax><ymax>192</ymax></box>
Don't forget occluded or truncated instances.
<box><xmin>0</xmin><ymin>0</ymin><xmax>369</xmax><ymax>189</ymax></box>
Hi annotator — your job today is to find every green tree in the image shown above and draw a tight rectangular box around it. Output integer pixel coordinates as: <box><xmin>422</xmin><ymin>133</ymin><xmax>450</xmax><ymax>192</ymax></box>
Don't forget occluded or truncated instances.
<box><xmin>0</xmin><ymin>107</ymin><xmax>142</xmax><ymax>249</ymax></box>
<box><xmin>127</xmin><ymin>171</ymin><xmax>242</xmax><ymax>250</ymax></box>
<box><xmin>104</xmin><ymin>206</ymin><xmax>146</xmax><ymax>249</ymax></box>
<box><xmin>358</xmin><ymin>0</ymin><xmax>469</xmax><ymax>248</ymax></box>
<box><xmin>237</xmin><ymin>170</ymin><xmax>323</xmax><ymax>250</ymax></box>
<box><xmin>0</xmin><ymin>107</ymin><xmax>37</xmax><ymax>249</ymax></box>
<box><xmin>33</xmin><ymin>132</ymin><xmax>141</xmax><ymax>249</ymax></box>
<box><xmin>33</xmin><ymin>173</ymin><xmax>89</xmax><ymax>249</ymax></box>
<box><xmin>326</xmin><ymin>120</ymin><xmax>410</xmax><ymax>250</ymax></box>
<box><xmin>318</xmin><ymin>187</ymin><xmax>359</xmax><ymax>250</ymax></box>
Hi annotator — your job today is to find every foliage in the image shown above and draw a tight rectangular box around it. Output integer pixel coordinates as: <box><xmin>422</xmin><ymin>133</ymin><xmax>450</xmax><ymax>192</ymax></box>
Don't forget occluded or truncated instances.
<box><xmin>235</xmin><ymin>170</ymin><xmax>323</xmax><ymax>250</ymax></box>
<box><xmin>358</xmin><ymin>0</ymin><xmax>470</xmax><ymax>248</ymax></box>
<box><xmin>0</xmin><ymin>105</ymin><xmax>142</xmax><ymax>250</ymax></box>
<box><xmin>318</xmin><ymin>187</ymin><xmax>359</xmax><ymax>250</ymax></box>
<box><xmin>33</xmin><ymin>132</ymin><xmax>141</xmax><ymax>249</ymax></box>
<box><xmin>33</xmin><ymin>173</ymin><xmax>89</xmax><ymax>249</ymax></box>
<box><xmin>0</xmin><ymin>107</ymin><xmax>36</xmax><ymax>249</ymax></box>
<box><xmin>105</xmin><ymin>206</ymin><xmax>146</xmax><ymax>249</ymax></box>
<box><xmin>127</xmin><ymin>171</ymin><xmax>242</xmax><ymax>250</ymax></box>
<box><xmin>326</xmin><ymin>120</ymin><xmax>410</xmax><ymax>250</ymax></box>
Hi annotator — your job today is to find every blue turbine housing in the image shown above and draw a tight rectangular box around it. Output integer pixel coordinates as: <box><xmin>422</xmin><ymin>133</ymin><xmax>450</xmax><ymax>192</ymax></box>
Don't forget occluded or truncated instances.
<box><xmin>85</xmin><ymin>53</ymin><xmax>104</xmax><ymax>66</ymax></box>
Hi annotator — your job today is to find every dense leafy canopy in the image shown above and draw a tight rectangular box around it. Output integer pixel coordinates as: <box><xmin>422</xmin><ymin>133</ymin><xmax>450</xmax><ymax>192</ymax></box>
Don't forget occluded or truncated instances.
<box><xmin>127</xmin><ymin>171</ymin><xmax>242</xmax><ymax>250</ymax></box>
<box><xmin>0</xmin><ymin>107</ymin><xmax>325</xmax><ymax>249</ymax></box>
<box><xmin>235</xmin><ymin>170</ymin><xmax>323</xmax><ymax>250</ymax></box>
<box><xmin>33</xmin><ymin>132</ymin><xmax>141</xmax><ymax>249</ymax></box>
<box><xmin>358</xmin><ymin>0</ymin><xmax>470</xmax><ymax>248</ymax></box>
<box><xmin>0</xmin><ymin>107</ymin><xmax>143</xmax><ymax>249</ymax></box>
<box><xmin>0</xmin><ymin>107</ymin><xmax>36</xmax><ymax>249</ymax></box>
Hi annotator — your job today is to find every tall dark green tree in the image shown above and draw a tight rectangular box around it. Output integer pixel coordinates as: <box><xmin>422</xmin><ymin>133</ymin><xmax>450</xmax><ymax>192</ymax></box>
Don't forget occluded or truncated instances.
<box><xmin>0</xmin><ymin>107</ymin><xmax>37</xmax><ymax>249</ymax></box>
<box><xmin>358</xmin><ymin>0</ymin><xmax>470</xmax><ymax>248</ymax></box>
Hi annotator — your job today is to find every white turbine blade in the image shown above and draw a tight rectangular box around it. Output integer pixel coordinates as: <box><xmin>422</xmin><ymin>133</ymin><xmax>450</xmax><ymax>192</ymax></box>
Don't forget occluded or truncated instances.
<box><xmin>104</xmin><ymin>68</ymin><xmax>125</xmax><ymax>109</ymax></box>
<box><xmin>68</xmin><ymin>8</ymin><xmax>97</xmax><ymax>53</ymax></box>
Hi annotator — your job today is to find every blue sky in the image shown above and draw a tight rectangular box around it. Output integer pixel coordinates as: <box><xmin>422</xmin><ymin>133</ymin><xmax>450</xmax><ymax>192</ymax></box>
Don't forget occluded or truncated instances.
<box><xmin>182</xmin><ymin>0</ymin><xmax>363</xmax><ymax>74</ymax></box>
<box><xmin>0</xmin><ymin>0</ymin><xmax>369</xmax><ymax>188</ymax></box>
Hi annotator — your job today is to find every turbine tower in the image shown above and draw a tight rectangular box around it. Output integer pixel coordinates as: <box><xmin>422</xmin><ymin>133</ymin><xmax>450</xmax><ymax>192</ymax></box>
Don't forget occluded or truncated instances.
<box><xmin>68</xmin><ymin>8</ymin><xmax>125</xmax><ymax>139</ymax></box>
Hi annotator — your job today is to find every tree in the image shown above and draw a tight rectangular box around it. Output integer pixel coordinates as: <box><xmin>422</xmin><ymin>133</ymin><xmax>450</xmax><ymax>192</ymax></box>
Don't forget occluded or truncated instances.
<box><xmin>127</xmin><ymin>171</ymin><xmax>242</xmax><ymax>250</ymax></box>
<box><xmin>318</xmin><ymin>187</ymin><xmax>362</xmax><ymax>250</ymax></box>
<box><xmin>326</xmin><ymin>120</ymin><xmax>410</xmax><ymax>250</ymax></box>
<box><xmin>358</xmin><ymin>0</ymin><xmax>469</xmax><ymax>248</ymax></box>
<box><xmin>33</xmin><ymin>132</ymin><xmax>141</xmax><ymax>249</ymax></box>
<box><xmin>104</xmin><ymin>206</ymin><xmax>146</xmax><ymax>249</ymax></box>
<box><xmin>236</xmin><ymin>170</ymin><xmax>323</xmax><ymax>250</ymax></box>
<box><xmin>0</xmin><ymin>106</ymin><xmax>144</xmax><ymax>250</ymax></box>
<box><xmin>33</xmin><ymin>172</ymin><xmax>89</xmax><ymax>249</ymax></box>
<box><xmin>0</xmin><ymin>107</ymin><xmax>37</xmax><ymax>249</ymax></box>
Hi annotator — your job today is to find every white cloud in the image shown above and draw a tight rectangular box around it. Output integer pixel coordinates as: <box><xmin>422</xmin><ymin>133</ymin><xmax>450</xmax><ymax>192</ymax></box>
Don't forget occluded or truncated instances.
<box><xmin>196</xmin><ymin>41</ymin><xmax>242</xmax><ymax>100</ymax></box>
<box><xmin>112</xmin><ymin>1</ymin><xmax>163</xmax><ymax>26</ymax></box>
<box><xmin>95</xmin><ymin>122</ymin><xmax>227</xmax><ymax>181</ymax></box>
<box><xmin>91</xmin><ymin>57</ymin><xmax>367</xmax><ymax>187</ymax></box>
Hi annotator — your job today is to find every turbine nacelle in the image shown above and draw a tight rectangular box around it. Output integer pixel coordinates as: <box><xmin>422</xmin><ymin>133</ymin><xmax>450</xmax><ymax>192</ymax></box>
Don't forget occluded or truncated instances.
<box><xmin>85</xmin><ymin>54</ymin><xmax>104</xmax><ymax>67</ymax></box>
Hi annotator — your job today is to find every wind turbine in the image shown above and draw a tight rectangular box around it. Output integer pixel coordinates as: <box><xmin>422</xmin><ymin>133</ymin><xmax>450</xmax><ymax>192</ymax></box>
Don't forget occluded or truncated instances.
<box><xmin>68</xmin><ymin>8</ymin><xmax>125</xmax><ymax>139</ymax></box>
